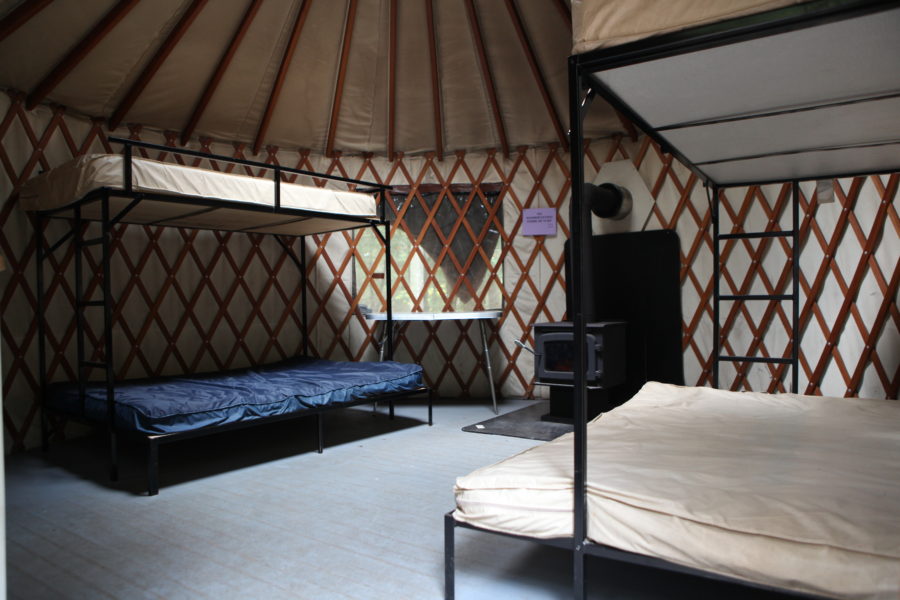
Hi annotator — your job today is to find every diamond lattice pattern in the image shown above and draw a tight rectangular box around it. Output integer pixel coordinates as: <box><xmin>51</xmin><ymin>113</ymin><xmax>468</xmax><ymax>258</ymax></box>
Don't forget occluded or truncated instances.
<box><xmin>1</xmin><ymin>92</ymin><xmax>897</xmax><ymax>450</ymax></box>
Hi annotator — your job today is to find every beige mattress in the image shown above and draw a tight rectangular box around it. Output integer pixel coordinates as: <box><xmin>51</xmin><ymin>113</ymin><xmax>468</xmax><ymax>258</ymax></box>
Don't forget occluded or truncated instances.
<box><xmin>19</xmin><ymin>154</ymin><xmax>377</xmax><ymax>235</ymax></box>
<box><xmin>454</xmin><ymin>382</ymin><xmax>900</xmax><ymax>599</ymax></box>
<box><xmin>572</xmin><ymin>0</ymin><xmax>807</xmax><ymax>54</ymax></box>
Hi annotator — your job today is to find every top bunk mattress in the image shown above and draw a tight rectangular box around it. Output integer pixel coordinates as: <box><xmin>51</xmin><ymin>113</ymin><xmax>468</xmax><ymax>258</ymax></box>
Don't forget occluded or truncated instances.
<box><xmin>19</xmin><ymin>154</ymin><xmax>379</xmax><ymax>235</ymax></box>
<box><xmin>48</xmin><ymin>357</ymin><xmax>424</xmax><ymax>435</ymax></box>
<box><xmin>453</xmin><ymin>382</ymin><xmax>900</xmax><ymax>599</ymax></box>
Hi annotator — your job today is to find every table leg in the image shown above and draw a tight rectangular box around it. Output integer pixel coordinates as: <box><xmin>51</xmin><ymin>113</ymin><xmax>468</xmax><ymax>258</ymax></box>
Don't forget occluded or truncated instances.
<box><xmin>478</xmin><ymin>319</ymin><xmax>498</xmax><ymax>414</ymax></box>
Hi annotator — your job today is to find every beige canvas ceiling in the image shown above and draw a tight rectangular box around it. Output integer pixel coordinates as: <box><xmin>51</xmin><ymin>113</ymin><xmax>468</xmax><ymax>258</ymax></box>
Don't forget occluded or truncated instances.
<box><xmin>0</xmin><ymin>0</ymin><xmax>625</xmax><ymax>157</ymax></box>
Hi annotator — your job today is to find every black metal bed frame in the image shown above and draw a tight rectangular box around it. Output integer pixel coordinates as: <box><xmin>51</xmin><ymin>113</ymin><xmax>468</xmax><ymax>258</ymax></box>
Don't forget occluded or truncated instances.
<box><xmin>444</xmin><ymin>1</ymin><xmax>897</xmax><ymax>598</ymax></box>
<box><xmin>34</xmin><ymin>136</ymin><xmax>432</xmax><ymax>496</ymax></box>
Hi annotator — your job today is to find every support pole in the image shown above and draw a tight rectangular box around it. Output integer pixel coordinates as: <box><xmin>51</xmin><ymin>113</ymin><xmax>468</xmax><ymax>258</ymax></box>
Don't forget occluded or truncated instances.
<box><xmin>35</xmin><ymin>215</ymin><xmax>48</xmax><ymax>451</ymax></box>
<box><xmin>101</xmin><ymin>194</ymin><xmax>118</xmax><ymax>482</ymax></box>
<box><xmin>712</xmin><ymin>185</ymin><xmax>721</xmax><ymax>390</ymax></box>
<box><xmin>568</xmin><ymin>54</ymin><xmax>590</xmax><ymax>600</ymax></box>
<box><xmin>384</xmin><ymin>216</ymin><xmax>394</xmax><ymax>360</ymax></box>
<box><xmin>444</xmin><ymin>512</ymin><xmax>456</xmax><ymax>600</ymax></box>
<box><xmin>301</xmin><ymin>236</ymin><xmax>308</xmax><ymax>356</ymax></box>
<box><xmin>791</xmin><ymin>181</ymin><xmax>800</xmax><ymax>394</ymax></box>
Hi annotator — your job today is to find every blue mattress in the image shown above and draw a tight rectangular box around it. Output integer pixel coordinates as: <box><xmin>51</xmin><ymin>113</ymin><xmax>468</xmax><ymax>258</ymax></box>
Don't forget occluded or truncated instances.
<box><xmin>47</xmin><ymin>358</ymin><xmax>424</xmax><ymax>435</ymax></box>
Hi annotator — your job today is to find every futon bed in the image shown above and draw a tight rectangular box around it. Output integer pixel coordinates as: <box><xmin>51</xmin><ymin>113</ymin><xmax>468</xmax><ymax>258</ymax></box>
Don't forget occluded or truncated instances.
<box><xmin>48</xmin><ymin>357</ymin><xmax>425</xmax><ymax>436</ymax></box>
<box><xmin>453</xmin><ymin>382</ymin><xmax>900</xmax><ymax>599</ymax></box>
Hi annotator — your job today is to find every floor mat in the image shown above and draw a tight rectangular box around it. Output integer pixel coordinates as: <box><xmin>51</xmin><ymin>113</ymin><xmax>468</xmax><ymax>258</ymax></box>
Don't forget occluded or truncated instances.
<box><xmin>462</xmin><ymin>401</ymin><xmax>573</xmax><ymax>442</ymax></box>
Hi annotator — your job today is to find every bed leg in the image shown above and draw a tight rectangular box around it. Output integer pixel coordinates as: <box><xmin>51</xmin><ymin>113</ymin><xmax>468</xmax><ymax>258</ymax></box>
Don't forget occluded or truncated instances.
<box><xmin>444</xmin><ymin>512</ymin><xmax>455</xmax><ymax>600</ymax></box>
<box><xmin>428</xmin><ymin>388</ymin><xmax>433</xmax><ymax>426</ymax></box>
<box><xmin>40</xmin><ymin>410</ymin><xmax>50</xmax><ymax>452</ymax></box>
<box><xmin>147</xmin><ymin>439</ymin><xmax>159</xmax><ymax>496</ymax></box>
<box><xmin>109</xmin><ymin>429</ymin><xmax>119</xmax><ymax>482</ymax></box>
<box><xmin>316</xmin><ymin>413</ymin><xmax>324</xmax><ymax>454</ymax></box>
<box><xmin>573</xmin><ymin>543</ymin><xmax>586</xmax><ymax>600</ymax></box>
<box><xmin>389</xmin><ymin>400</ymin><xmax>395</xmax><ymax>420</ymax></box>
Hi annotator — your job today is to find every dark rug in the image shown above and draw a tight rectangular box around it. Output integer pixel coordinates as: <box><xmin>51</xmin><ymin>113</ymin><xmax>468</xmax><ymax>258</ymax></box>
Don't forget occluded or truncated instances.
<box><xmin>462</xmin><ymin>401</ymin><xmax>573</xmax><ymax>442</ymax></box>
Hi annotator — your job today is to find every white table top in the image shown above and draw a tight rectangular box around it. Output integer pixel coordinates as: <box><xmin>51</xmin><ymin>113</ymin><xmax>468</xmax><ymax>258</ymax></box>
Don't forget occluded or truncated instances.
<box><xmin>363</xmin><ymin>310</ymin><xmax>502</xmax><ymax>321</ymax></box>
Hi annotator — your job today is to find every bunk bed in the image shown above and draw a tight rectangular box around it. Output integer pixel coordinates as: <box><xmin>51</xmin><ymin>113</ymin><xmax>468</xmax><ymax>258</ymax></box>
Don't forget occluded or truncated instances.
<box><xmin>445</xmin><ymin>1</ymin><xmax>900</xmax><ymax>598</ymax></box>
<box><xmin>24</xmin><ymin>137</ymin><xmax>431</xmax><ymax>496</ymax></box>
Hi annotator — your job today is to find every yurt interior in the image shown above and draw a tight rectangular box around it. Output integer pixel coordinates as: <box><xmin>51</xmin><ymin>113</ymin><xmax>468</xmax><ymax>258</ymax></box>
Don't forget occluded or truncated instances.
<box><xmin>0</xmin><ymin>0</ymin><xmax>898</xmax><ymax>598</ymax></box>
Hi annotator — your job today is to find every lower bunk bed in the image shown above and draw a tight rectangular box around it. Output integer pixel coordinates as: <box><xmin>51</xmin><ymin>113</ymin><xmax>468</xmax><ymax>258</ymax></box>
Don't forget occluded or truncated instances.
<box><xmin>45</xmin><ymin>357</ymin><xmax>429</xmax><ymax>495</ymax></box>
<box><xmin>446</xmin><ymin>382</ymin><xmax>900</xmax><ymax>600</ymax></box>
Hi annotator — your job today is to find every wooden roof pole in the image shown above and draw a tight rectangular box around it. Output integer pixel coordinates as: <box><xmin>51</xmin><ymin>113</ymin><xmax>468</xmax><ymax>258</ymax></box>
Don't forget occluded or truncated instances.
<box><xmin>387</xmin><ymin>0</ymin><xmax>398</xmax><ymax>160</ymax></box>
<box><xmin>0</xmin><ymin>0</ymin><xmax>52</xmax><ymax>44</ymax></box>
<box><xmin>464</xmin><ymin>0</ymin><xmax>509</xmax><ymax>158</ymax></box>
<box><xmin>425</xmin><ymin>0</ymin><xmax>443</xmax><ymax>161</ymax></box>
<box><xmin>252</xmin><ymin>0</ymin><xmax>313</xmax><ymax>154</ymax></box>
<box><xmin>27</xmin><ymin>0</ymin><xmax>140</xmax><ymax>110</ymax></box>
<box><xmin>181</xmin><ymin>0</ymin><xmax>263</xmax><ymax>145</ymax></box>
<box><xmin>325</xmin><ymin>0</ymin><xmax>360</xmax><ymax>158</ymax></box>
<box><xmin>503</xmin><ymin>0</ymin><xmax>567</xmax><ymax>150</ymax></box>
<box><xmin>109</xmin><ymin>0</ymin><xmax>209</xmax><ymax>131</ymax></box>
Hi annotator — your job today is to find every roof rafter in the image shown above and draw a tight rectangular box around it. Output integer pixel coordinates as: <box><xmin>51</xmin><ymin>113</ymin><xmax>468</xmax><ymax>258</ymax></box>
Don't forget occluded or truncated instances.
<box><xmin>503</xmin><ymin>0</ymin><xmax>567</xmax><ymax>150</ymax></box>
<box><xmin>325</xmin><ymin>0</ymin><xmax>359</xmax><ymax>158</ymax></box>
<box><xmin>464</xmin><ymin>0</ymin><xmax>509</xmax><ymax>158</ymax></box>
<box><xmin>0</xmin><ymin>0</ymin><xmax>52</xmax><ymax>44</ymax></box>
<box><xmin>181</xmin><ymin>0</ymin><xmax>263</xmax><ymax>145</ymax></box>
<box><xmin>424</xmin><ymin>0</ymin><xmax>443</xmax><ymax>160</ymax></box>
<box><xmin>252</xmin><ymin>0</ymin><xmax>313</xmax><ymax>155</ymax></box>
<box><xmin>26</xmin><ymin>0</ymin><xmax>140</xmax><ymax>110</ymax></box>
<box><xmin>387</xmin><ymin>0</ymin><xmax>398</xmax><ymax>160</ymax></box>
<box><xmin>109</xmin><ymin>0</ymin><xmax>209</xmax><ymax>131</ymax></box>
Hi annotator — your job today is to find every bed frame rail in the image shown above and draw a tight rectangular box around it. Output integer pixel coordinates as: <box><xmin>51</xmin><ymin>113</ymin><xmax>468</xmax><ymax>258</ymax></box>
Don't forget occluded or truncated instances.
<box><xmin>34</xmin><ymin>136</ymin><xmax>413</xmax><ymax>495</ymax></box>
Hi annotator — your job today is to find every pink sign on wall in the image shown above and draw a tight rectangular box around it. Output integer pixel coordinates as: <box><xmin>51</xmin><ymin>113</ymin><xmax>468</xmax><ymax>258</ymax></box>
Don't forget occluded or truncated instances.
<box><xmin>521</xmin><ymin>208</ymin><xmax>557</xmax><ymax>236</ymax></box>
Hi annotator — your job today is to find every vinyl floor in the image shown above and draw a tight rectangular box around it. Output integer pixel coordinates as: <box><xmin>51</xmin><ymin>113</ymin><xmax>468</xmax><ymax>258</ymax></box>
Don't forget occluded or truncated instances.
<box><xmin>6</xmin><ymin>399</ymin><xmax>796</xmax><ymax>599</ymax></box>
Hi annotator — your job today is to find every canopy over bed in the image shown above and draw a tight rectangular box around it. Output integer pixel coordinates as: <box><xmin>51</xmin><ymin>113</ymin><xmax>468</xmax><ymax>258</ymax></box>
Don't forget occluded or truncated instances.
<box><xmin>572</xmin><ymin>0</ymin><xmax>900</xmax><ymax>186</ymax></box>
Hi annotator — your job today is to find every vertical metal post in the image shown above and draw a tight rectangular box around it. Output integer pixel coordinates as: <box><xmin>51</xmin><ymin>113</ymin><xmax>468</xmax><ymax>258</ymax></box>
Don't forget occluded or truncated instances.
<box><xmin>384</xmin><ymin>215</ymin><xmax>394</xmax><ymax>360</ymax></box>
<box><xmin>444</xmin><ymin>513</ymin><xmax>456</xmax><ymax>600</ymax></box>
<box><xmin>568</xmin><ymin>54</ymin><xmax>589</xmax><ymax>600</ymax></box>
<box><xmin>791</xmin><ymin>181</ymin><xmax>800</xmax><ymax>394</ymax></box>
<box><xmin>300</xmin><ymin>236</ymin><xmax>309</xmax><ymax>356</ymax></box>
<box><xmin>74</xmin><ymin>205</ymin><xmax>86</xmax><ymax>414</ymax></box>
<box><xmin>712</xmin><ymin>185</ymin><xmax>721</xmax><ymax>389</ymax></box>
<box><xmin>123</xmin><ymin>143</ymin><xmax>133</xmax><ymax>194</ymax></box>
<box><xmin>147</xmin><ymin>439</ymin><xmax>159</xmax><ymax>496</ymax></box>
<box><xmin>101</xmin><ymin>194</ymin><xmax>118</xmax><ymax>482</ymax></box>
<box><xmin>36</xmin><ymin>215</ymin><xmax>49</xmax><ymax>451</ymax></box>
<box><xmin>274</xmin><ymin>167</ymin><xmax>281</xmax><ymax>210</ymax></box>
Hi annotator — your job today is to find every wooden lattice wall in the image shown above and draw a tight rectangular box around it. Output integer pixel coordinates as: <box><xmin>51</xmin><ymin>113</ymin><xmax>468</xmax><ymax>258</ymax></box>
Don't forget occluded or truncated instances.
<box><xmin>1</xmin><ymin>92</ymin><xmax>897</xmax><ymax>451</ymax></box>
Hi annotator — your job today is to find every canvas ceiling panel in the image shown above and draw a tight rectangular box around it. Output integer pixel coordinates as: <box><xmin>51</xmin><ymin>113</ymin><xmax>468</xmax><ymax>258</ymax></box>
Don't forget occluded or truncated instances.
<box><xmin>0</xmin><ymin>0</ymin><xmax>113</xmax><ymax>94</ymax></box>
<box><xmin>517</xmin><ymin>0</ymin><xmax>571</xmax><ymax>138</ymax></box>
<box><xmin>125</xmin><ymin>0</ymin><xmax>250</xmax><ymax>131</ymax></box>
<box><xmin>702</xmin><ymin>143</ymin><xmax>900</xmax><ymax>185</ymax></box>
<box><xmin>572</xmin><ymin>0</ymin><xmax>802</xmax><ymax>54</ymax></box>
<box><xmin>263</xmin><ymin>0</ymin><xmax>348</xmax><ymax>152</ymax></box>
<box><xmin>53</xmin><ymin>0</ymin><xmax>193</xmax><ymax>117</ymax></box>
<box><xmin>190</xmin><ymin>0</ymin><xmax>296</xmax><ymax>148</ymax></box>
<box><xmin>329</xmin><ymin>0</ymin><xmax>389</xmax><ymax>154</ymax></box>
<box><xmin>662</xmin><ymin>96</ymin><xmax>900</xmax><ymax>164</ymax></box>
<box><xmin>593</xmin><ymin>7</ymin><xmax>900</xmax><ymax>129</ymax></box>
<box><xmin>435</xmin><ymin>0</ymin><xmax>495</xmax><ymax>152</ymax></box>
<box><xmin>394</xmin><ymin>0</ymin><xmax>437</xmax><ymax>155</ymax></box>
<box><xmin>474</xmin><ymin>0</ymin><xmax>551</xmax><ymax>149</ymax></box>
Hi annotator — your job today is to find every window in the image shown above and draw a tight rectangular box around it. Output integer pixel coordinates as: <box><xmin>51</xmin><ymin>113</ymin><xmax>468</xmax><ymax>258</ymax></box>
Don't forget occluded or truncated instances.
<box><xmin>354</xmin><ymin>183</ymin><xmax>504</xmax><ymax>313</ymax></box>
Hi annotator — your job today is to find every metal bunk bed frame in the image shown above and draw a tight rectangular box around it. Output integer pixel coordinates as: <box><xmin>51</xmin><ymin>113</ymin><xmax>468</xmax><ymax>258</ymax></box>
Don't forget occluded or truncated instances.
<box><xmin>445</xmin><ymin>0</ymin><xmax>899</xmax><ymax>598</ymax></box>
<box><xmin>35</xmin><ymin>136</ymin><xmax>431</xmax><ymax>496</ymax></box>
